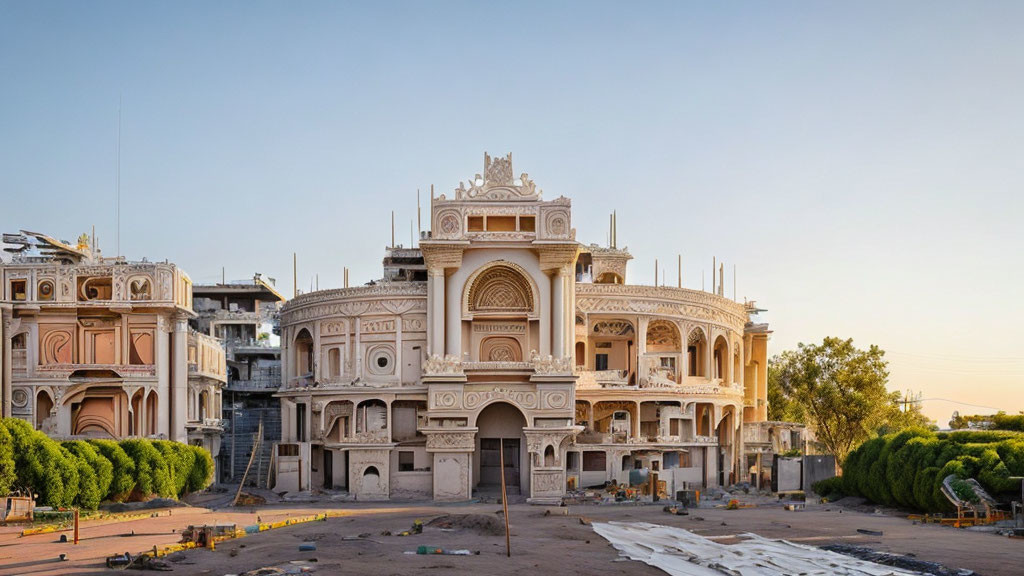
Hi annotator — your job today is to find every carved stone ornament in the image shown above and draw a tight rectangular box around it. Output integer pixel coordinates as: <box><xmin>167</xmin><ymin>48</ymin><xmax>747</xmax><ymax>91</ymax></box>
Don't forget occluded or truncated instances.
<box><xmin>454</xmin><ymin>153</ymin><xmax>541</xmax><ymax>201</ymax></box>
<box><xmin>646</xmin><ymin>320</ymin><xmax>681</xmax><ymax>348</ymax></box>
<box><xmin>467</xmin><ymin>264</ymin><xmax>534</xmax><ymax>313</ymax></box>
<box><xmin>592</xmin><ymin>320</ymin><xmax>635</xmax><ymax>337</ymax></box>
<box><xmin>425</xmin><ymin>431</ymin><xmax>476</xmax><ymax>451</ymax></box>
<box><xmin>530</xmin><ymin>351</ymin><xmax>572</xmax><ymax>375</ymax></box>
<box><xmin>423</xmin><ymin>354</ymin><xmax>464</xmax><ymax>376</ymax></box>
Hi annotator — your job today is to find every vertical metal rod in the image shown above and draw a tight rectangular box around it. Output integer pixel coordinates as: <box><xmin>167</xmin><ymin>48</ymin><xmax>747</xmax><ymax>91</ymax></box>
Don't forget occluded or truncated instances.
<box><xmin>73</xmin><ymin>508</ymin><xmax>79</xmax><ymax>544</ymax></box>
<box><xmin>391</xmin><ymin>211</ymin><xmax>395</xmax><ymax>248</ymax></box>
<box><xmin>678</xmin><ymin>254</ymin><xmax>682</xmax><ymax>288</ymax></box>
<box><xmin>500</xmin><ymin>440</ymin><xmax>510</xmax><ymax>557</ymax></box>
<box><xmin>292</xmin><ymin>253</ymin><xmax>297</xmax><ymax>298</ymax></box>
<box><xmin>116</xmin><ymin>96</ymin><xmax>121</xmax><ymax>258</ymax></box>
<box><xmin>417</xmin><ymin>189</ymin><xmax>421</xmax><ymax>244</ymax></box>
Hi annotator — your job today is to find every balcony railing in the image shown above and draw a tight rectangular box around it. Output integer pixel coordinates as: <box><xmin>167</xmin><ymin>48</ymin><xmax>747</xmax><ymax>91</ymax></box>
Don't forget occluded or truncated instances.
<box><xmin>575</xmin><ymin>369</ymin><xmax>631</xmax><ymax>389</ymax></box>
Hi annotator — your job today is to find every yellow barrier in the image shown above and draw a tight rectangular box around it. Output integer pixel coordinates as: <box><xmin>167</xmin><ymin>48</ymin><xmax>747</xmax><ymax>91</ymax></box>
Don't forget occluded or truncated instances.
<box><xmin>138</xmin><ymin>512</ymin><xmax>334</xmax><ymax>562</ymax></box>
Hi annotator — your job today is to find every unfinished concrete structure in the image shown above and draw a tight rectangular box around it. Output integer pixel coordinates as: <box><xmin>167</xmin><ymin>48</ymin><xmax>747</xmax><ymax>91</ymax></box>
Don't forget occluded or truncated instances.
<box><xmin>274</xmin><ymin>154</ymin><xmax>771</xmax><ymax>501</ymax></box>
<box><xmin>192</xmin><ymin>276</ymin><xmax>285</xmax><ymax>484</ymax></box>
<box><xmin>0</xmin><ymin>231</ymin><xmax>224</xmax><ymax>454</ymax></box>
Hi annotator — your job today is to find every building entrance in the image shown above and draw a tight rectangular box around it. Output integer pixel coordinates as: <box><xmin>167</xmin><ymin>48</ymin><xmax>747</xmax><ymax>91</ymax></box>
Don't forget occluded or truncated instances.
<box><xmin>480</xmin><ymin>438</ymin><xmax>521</xmax><ymax>491</ymax></box>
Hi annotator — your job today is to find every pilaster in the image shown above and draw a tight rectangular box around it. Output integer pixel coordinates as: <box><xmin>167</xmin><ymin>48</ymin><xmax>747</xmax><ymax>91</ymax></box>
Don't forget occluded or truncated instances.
<box><xmin>423</xmin><ymin>427</ymin><xmax>477</xmax><ymax>501</ymax></box>
<box><xmin>171</xmin><ymin>315</ymin><xmax>188</xmax><ymax>442</ymax></box>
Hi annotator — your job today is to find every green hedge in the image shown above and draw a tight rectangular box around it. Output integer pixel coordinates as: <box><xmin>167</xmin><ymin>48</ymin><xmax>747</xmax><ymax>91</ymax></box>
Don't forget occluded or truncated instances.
<box><xmin>840</xmin><ymin>427</ymin><xmax>1024</xmax><ymax>512</ymax></box>
<box><xmin>0</xmin><ymin>418</ymin><xmax>214</xmax><ymax>510</ymax></box>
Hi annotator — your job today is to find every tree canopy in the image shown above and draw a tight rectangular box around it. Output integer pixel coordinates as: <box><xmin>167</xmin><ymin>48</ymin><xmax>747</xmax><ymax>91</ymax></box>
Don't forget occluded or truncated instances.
<box><xmin>768</xmin><ymin>337</ymin><xmax>932</xmax><ymax>463</ymax></box>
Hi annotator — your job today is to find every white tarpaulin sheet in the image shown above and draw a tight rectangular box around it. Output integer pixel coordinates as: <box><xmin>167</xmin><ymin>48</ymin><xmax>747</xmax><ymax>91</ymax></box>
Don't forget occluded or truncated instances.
<box><xmin>591</xmin><ymin>522</ymin><xmax>920</xmax><ymax>576</ymax></box>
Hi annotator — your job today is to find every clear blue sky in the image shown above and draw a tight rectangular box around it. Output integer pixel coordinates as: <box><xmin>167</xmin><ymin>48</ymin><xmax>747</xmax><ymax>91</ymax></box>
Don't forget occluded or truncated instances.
<box><xmin>2</xmin><ymin>1</ymin><xmax>1022</xmax><ymax>422</ymax></box>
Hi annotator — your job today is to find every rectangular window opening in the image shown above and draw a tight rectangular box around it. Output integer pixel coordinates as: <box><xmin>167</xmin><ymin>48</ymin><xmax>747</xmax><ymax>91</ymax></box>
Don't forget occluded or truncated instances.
<box><xmin>398</xmin><ymin>451</ymin><xmax>415</xmax><ymax>472</ymax></box>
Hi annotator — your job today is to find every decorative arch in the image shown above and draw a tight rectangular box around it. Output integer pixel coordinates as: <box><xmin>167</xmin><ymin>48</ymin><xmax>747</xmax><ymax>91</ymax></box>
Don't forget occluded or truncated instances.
<box><xmin>646</xmin><ymin>320</ymin><xmax>681</xmax><ymax>351</ymax></box>
<box><xmin>35</xmin><ymin>389</ymin><xmax>54</xmax><ymax>430</ymax></box>
<box><xmin>713</xmin><ymin>335</ymin><xmax>729</xmax><ymax>382</ymax></box>
<box><xmin>471</xmin><ymin>399</ymin><xmax>529</xmax><ymax>428</ymax></box>
<box><xmin>462</xmin><ymin>261</ymin><xmax>538</xmax><ymax>317</ymax></box>
<box><xmin>146</xmin><ymin>389</ymin><xmax>159</xmax><ymax>436</ymax></box>
<box><xmin>293</xmin><ymin>328</ymin><xmax>314</xmax><ymax>377</ymax></box>
<box><xmin>480</xmin><ymin>336</ymin><xmax>522</xmax><ymax>362</ymax></box>
<box><xmin>687</xmin><ymin>327</ymin><xmax>708</xmax><ymax>377</ymax></box>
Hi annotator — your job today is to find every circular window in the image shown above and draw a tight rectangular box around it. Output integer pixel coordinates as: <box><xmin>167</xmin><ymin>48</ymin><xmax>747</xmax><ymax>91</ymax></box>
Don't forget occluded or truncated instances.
<box><xmin>367</xmin><ymin>345</ymin><xmax>395</xmax><ymax>376</ymax></box>
<box><xmin>38</xmin><ymin>281</ymin><xmax>54</xmax><ymax>300</ymax></box>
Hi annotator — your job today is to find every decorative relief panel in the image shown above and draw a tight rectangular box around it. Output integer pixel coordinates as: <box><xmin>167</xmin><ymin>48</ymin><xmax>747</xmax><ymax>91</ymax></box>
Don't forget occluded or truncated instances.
<box><xmin>425</xmin><ymin>431</ymin><xmax>476</xmax><ymax>451</ymax></box>
<box><xmin>362</xmin><ymin>318</ymin><xmax>396</xmax><ymax>333</ymax></box>
<box><xmin>467</xmin><ymin>264</ymin><xmax>534</xmax><ymax>314</ymax></box>
<box><xmin>464</xmin><ymin>387</ymin><xmax>538</xmax><ymax>410</ymax></box>
<box><xmin>541</xmin><ymin>390</ymin><xmax>570</xmax><ymax>410</ymax></box>
<box><xmin>473</xmin><ymin>322</ymin><xmax>526</xmax><ymax>334</ymax></box>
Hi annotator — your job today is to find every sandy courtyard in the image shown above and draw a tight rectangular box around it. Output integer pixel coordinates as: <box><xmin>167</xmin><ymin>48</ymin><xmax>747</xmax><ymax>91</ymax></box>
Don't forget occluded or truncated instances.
<box><xmin>2</xmin><ymin>498</ymin><xmax>1022</xmax><ymax>576</ymax></box>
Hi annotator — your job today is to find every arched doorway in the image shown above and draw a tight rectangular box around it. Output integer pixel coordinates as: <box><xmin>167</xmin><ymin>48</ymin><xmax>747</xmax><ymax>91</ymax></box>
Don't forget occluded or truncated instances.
<box><xmin>35</xmin><ymin>390</ymin><xmax>54</xmax><ymax>430</ymax></box>
<box><xmin>474</xmin><ymin>402</ymin><xmax>528</xmax><ymax>494</ymax></box>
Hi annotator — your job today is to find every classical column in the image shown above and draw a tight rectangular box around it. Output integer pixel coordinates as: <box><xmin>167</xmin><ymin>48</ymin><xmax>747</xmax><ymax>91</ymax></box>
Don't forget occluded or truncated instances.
<box><xmin>444</xmin><ymin>271</ymin><xmax>461</xmax><ymax>358</ymax></box>
<box><xmin>156</xmin><ymin>316</ymin><xmax>171</xmax><ymax>436</ymax></box>
<box><xmin>354</xmin><ymin>317</ymin><xmax>362</xmax><ymax>378</ymax></box>
<box><xmin>280</xmin><ymin>326</ymin><xmax>290</xmax><ymax>384</ymax></box>
<box><xmin>171</xmin><ymin>316</ymin><xmax>188</xmax><ymax>443</ymax></box>
<box><xmin>551</xmin><ymin>268</ymin><xmax>565</xmax><ymax>358</ymax></box>
<box><xmin>395</xmin><ymin>316</ymin><xmax>403</xmax><ymax>382</ymax></box>
<box><xmin>632</xmin><ymin>401</ymin><xmax>641</xmax><ymax>439</ymax></box>
<box><xmin>313</xmin><ymin>321</ymin><xmax>322</xmax><ymax>382</ymax></box>
<box><xmin>1</xmin><ymin>308</ymin><xmax>11</xmax><ymax>418</ymax></box>
<box><xmin>705</xmin><ymin>328</ymin><xmax>713</xmax><ymax>381</ymax></box>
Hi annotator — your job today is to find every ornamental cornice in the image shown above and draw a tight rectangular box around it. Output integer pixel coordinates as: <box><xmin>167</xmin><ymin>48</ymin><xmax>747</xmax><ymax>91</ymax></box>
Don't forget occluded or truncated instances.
<box><xmin>535</xmin><ymin>242</ymin><xmax>580</xmax><ymax>272</ymax></box>
<box><xmin>419</xmin><ymin>243</ymin><xmax>467</xmax><ymax>271</ymax></box>
<box><xmin>575</xmin><ymin>284</ymin><xmax>747</xmax><ymax>332</ymax></box>
<box><xmin>280</xmin><ymin>283</ymin><xmax>427</xmax><ymax>326</ymax></box>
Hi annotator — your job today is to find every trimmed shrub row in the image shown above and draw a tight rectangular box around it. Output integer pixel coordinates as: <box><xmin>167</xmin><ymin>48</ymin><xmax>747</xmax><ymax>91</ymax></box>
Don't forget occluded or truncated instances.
<box><xmin>0</xmin><ymin>418</ymin><xmax>214</xmax><ymax>510</ymax></box>
<box><xmin>839</xmin><ymin>427</ymin><xmax>1024</xmax><ymax>512</ymax></box>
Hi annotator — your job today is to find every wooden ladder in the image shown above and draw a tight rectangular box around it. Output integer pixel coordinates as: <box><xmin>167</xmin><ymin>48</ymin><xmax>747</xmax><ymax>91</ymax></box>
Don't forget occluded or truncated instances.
<box><xmin>233</xmin><ymin>416</ymin><xmax>263</xmax><ymax>506</ymax></box>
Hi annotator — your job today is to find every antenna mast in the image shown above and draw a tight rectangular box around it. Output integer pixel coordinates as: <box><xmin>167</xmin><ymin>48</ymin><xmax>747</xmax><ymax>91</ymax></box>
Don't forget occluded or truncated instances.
<box><xmin>116</xmin><ymin>95</ymin><xmax>122</xmax><ymax>258</ymax></box>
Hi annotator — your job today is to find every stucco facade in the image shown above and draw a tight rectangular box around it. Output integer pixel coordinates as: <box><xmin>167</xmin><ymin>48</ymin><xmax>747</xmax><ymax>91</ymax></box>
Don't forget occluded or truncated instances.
<box><xmin>274</xmin><ymin>153</ymin><xmax>772</xmax><ymax>502</ymax></box>
<box><xmin>0</xmin><ymin>231</ymin><xmax>225</xmax><ymax>458</ymax></box>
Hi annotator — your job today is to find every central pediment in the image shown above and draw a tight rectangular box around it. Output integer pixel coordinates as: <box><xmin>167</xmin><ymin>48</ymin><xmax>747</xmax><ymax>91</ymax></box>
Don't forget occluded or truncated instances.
<box><xmin>454</xmin><ymin>152</ymin><xmax>542</xmax><ymax>201</ymax></box>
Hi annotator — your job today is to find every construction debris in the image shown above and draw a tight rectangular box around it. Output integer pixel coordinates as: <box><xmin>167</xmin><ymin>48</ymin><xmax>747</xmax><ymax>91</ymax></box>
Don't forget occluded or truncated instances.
<box><xmin>822</xmin><ymin>544</ymin><xmax>976</xmax><ymax>576</ymax></box>
<box><xmin>593</xmin><ymin>521</ymin><xmax>922</xmax><ymax>576</ymax></box>
<box><xmin>415</xmin><ymin>545</ymin><xmax>478</xmax><ymax>555</ymax></box>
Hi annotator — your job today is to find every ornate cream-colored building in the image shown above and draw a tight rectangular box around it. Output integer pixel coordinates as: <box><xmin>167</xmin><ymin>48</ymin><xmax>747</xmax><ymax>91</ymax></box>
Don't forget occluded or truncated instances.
<box><xmin>274</xmin><ymin>154</ymin><xmax>770</xmax><ymax>502</ymax></box>
<box><xmin>0</xmin><ymin>231</ymin><xmax>225</xmax><ymax>458</ymax></box>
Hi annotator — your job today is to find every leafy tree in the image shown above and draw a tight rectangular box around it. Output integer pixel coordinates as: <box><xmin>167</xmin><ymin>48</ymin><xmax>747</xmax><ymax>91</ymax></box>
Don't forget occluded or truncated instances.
<box><xmin>2</xmin><ymin>418</ymin><xmax>79</xmax><ymax>508</ymax></box>
<box><xmin>949</xmin><ymin>411</ymin><xmax>1024</xmax><ymax>432</ymax></box>
<box><xmin>63</xmin><ymin>440</ymin><xmax>113</xmax><ymax>502</ymax></box>
<box><xmin>770</xmin><ymin>337</ymin><xmax>901</xmax><ymax>463</ymax></box>
<box><xmin>0</xmin><ymin>422</ymin><xmax>17</xmax><ymax>496</ymax></box>
<box><xmin>89</xmin><ymin>439</ymin><xmax>136</xmax><ymax>501</ymax></box>
<box><xmin>120</xmin><ymin>439</ymin><xmax>174</xmax><ymax>499</ymax></box>
<box><xmin>186</xmin><ymin>445</ymin><xmax>215</xmax><ymax>493</ymax></box>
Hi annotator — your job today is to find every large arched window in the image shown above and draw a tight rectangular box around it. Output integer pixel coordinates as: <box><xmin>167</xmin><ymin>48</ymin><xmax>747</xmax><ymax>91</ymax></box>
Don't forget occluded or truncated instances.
<box><xmin>467</xmin><ymin>263</ymin><xmax>535</xmax><ymax>315</ymax></box>
<box><xmin>713</xmin><ymin>336</ymin><xmax>729</xmax><ymax>382</ymax></box>
<box><xmin>294</xmin><ymin>328</ymin><xmax>314</xmax><ymax>378</ymax></box>
<box><xmin>687</xmin><ymin>328</ymin><xmax>707</xmax><ymax>377</ymax></box>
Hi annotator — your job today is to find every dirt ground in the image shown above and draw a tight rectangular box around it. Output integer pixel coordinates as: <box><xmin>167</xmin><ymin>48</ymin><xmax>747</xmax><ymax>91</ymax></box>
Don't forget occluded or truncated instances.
<box><xmin>3</xmin><ymin>498</ymin><xmax>1023</xmax><ymax>576</ymax></box>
